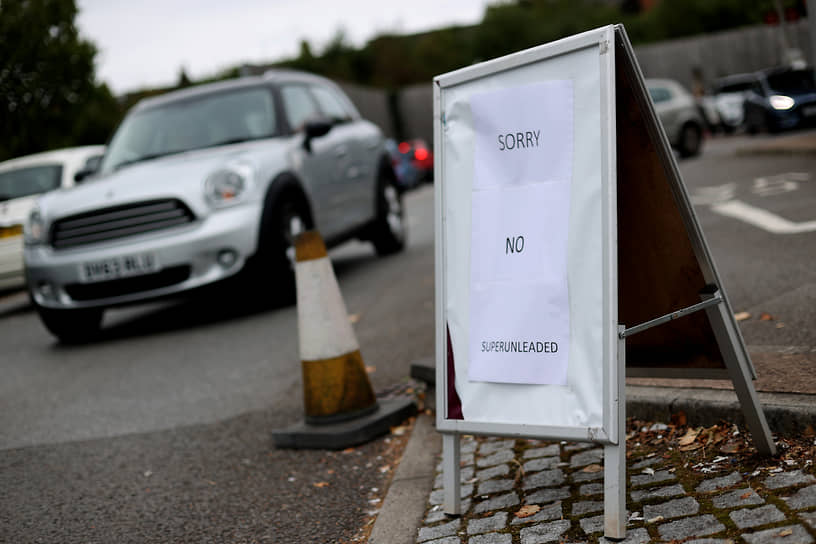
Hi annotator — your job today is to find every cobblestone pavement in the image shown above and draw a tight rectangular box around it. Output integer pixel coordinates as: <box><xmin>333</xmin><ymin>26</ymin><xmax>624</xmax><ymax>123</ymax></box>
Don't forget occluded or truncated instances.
<box><xmin>415</xmin><ymin>427</ymin><xmax>816</xmax><ymax>544</ymax></box>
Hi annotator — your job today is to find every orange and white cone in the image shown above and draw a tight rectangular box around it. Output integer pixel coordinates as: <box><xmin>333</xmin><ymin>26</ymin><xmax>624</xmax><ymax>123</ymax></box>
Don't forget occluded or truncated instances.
<box><xmin>294</xmin><ymin>230</ymin><xmax>377</xmax><ymax>423</ymax></box>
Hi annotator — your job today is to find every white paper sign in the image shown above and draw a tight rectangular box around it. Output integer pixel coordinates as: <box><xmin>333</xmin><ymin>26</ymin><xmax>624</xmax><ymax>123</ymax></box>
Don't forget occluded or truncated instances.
<box><xmin>468</xmin><ymin>81</ymin><xmax>574</xmax><ymax>385</ymax></box>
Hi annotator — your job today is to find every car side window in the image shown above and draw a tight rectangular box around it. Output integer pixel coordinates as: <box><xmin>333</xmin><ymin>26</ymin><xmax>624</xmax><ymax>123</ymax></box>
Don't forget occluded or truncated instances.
<box><xmin>310</xmin><ymin>85</ymin><xmax>352</xmax><ymax>123</ymax></box>
<box><xmin>280</xmin><ymin>85</ymin><xmax>321</xmax><ymax>132</ymax></box>
<box><xmin>648</xmin><ymin>87</ymin><xmax>672</xmax><ymax>103</ymax></box>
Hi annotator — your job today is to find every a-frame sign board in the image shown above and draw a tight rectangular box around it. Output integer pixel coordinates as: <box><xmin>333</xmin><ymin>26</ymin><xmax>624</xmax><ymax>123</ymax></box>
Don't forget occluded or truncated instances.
<box><xmin>433</xmin><ymin>24</ymin><xmax>776</xmax><ymax>540</ymax></box>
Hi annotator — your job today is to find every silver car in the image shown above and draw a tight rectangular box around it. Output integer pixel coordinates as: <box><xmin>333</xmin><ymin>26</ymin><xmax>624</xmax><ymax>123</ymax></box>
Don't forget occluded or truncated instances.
<box><xmin>646</xmin><ymin>78</ymin><xmax>705</xmax><ymax>157</ymax></box>
<box><xmin>24</xmin><ymin>70</ymin><xmax>405</xmax><ymax>342</ymax></box>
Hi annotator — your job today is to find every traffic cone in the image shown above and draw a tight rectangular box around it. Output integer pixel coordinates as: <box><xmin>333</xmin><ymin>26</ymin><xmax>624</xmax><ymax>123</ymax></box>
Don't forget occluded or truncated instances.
<box><xmin>272</xmin><ymin>230</ymin><xmax>415</xmax><ymax>449</ymax></box>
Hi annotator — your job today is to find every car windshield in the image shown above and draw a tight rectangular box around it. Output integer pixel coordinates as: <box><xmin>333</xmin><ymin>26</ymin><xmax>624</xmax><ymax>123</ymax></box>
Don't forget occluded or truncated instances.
<box><xmin>715</xmin><ymin>81</ymin><xmax>753</xmax><ymax>94</ymax></box>
<box><xmin>0</xmin><ymin>164</ymin><xmax>62</xmax><ymax>202</ymax></box>
<box><xmin>101</xmin><ymin>87</ymin><xmax>277</xmax><ymax>173</ymax></box>
<box><xmin>766</xmin><ymin>70</ymin><xmax>816</xmax><ymax>94</ymax></box>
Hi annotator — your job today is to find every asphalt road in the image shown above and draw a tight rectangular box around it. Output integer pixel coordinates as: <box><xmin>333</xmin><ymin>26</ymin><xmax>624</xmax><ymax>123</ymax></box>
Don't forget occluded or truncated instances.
<box><xmin>1</xmin><ymin>132</ymin><xmax>815</xmax><ymax>542</ymax></box>
<box><xmin>0</xmin><ymin>187</ymin><xmax>436</xmax><ymax>543</ymax></box>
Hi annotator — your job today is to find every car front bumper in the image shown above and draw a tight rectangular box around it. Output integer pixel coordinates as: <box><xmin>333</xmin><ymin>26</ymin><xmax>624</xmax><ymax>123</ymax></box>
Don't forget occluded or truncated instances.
<box><xmin>25</xmin><ymin>204</ymin><xmax>261</xmax><ymax>310</ymax></box>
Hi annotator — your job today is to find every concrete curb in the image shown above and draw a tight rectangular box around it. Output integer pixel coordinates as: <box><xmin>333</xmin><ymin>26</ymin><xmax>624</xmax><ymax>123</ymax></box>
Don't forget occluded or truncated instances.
<box><xmin>0</xmin><ymin>290</ymin><xmax>30</xmax><ymax>316</ymax></box>
<box><xmin>368</xmin><ymin>413</ymin><xmax>441</xmax><ymax>544</ymax></box>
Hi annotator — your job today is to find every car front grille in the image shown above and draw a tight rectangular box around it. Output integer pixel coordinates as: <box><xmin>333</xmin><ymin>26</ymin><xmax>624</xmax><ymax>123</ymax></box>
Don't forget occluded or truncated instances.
<box><xmin>64</xmin><ymin>265</ymin><xmax>191</xmax><ymax>301</ymax></box>
<box><xmin>50</xmin><ymin>199</ymin><xmax>195</xmax><ymax>250</ymax></box>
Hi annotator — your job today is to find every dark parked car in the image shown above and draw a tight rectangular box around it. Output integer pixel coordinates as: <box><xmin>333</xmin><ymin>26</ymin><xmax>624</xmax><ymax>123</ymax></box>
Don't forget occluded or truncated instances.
<box><xmin>385</xmin><ymin>138</ymin><xmax>433</xmax><ymax>190</ymax></box>
<box><xmin>743</xmin><ymin>66</ymin><xmax>816</xmax><ymax>133</ymax></box>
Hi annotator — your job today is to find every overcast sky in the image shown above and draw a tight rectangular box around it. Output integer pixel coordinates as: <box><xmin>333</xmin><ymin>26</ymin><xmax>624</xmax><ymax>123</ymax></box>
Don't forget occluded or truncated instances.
<box><xmin>76</xmin><ymin>0</ymin><xmax>494</xmax><ymax>94</ymax></box>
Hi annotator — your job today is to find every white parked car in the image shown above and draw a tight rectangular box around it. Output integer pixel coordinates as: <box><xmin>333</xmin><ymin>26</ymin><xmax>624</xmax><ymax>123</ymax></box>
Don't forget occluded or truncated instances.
<box><xmin>646</xmin><ymin>78</ymin><xmax>705</xmax><ymax>157</ymax></box>
<box><xmin>0</xmin><ymin>145</ymin><xmax>105</xmax><ymax>291</ymax></box>
<box><xmin>24</xmin><ymin>70</ymin><xmax>405</xmax><ymax>342</ymax></box>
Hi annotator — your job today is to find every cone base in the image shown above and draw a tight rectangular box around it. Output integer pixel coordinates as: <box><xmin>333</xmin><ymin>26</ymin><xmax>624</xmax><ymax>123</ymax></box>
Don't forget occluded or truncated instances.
<box><xmin>272</xmin><ymin>397</ymin><xmax>416</xmax><ymax>450</ymax></box>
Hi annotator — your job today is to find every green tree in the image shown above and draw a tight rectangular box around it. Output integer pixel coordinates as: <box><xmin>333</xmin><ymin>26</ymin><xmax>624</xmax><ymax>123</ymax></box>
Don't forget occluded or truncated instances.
<box><xmin>0</xmin><ymin>0</ymin><xmax>121</xmax><ymax>161</ymax></box>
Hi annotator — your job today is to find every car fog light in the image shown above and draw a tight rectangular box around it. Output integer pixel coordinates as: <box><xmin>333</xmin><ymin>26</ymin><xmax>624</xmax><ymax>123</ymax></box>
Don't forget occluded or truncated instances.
<box><xmin>217</xmin><ymin>249</ymin><xmax>238</xmax><ymax>268</ymax></box>
<box><xmin>37</xmin><ymin>282</ymin><xmax>55</xmax><ymax>300</ymax></box>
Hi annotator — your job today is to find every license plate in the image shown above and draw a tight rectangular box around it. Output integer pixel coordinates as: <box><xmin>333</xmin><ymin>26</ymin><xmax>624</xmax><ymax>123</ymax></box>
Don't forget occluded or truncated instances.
<box><xmin>79</xmin><ymin>253</ymin><xmax>160</xmax><ymax>283</ymax></box>
<box><xmin>0</xmin><ymin>224</ymin><xmax>23</xmax><ymax>239</ymax></box>
<box><xmin>803</xmin><ymin>105</ymin><xmax>816</xmax><ymax>117</ymax></box>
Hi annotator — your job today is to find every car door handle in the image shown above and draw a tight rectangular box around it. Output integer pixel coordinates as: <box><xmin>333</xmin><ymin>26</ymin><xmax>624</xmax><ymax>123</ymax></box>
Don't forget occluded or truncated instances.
<box><xmin>334</xmin><ymin>146</ymin><xmax>349</xmax><ymax>158</ymax></box>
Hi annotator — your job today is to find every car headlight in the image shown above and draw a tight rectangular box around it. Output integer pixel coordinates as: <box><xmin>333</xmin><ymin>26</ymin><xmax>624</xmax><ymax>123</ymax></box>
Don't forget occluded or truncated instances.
<box><xmin>769</xmin><ymin>94</ymin><xmax>795</xmax><ymax>111</ymax></box>
<box><xmin>24</xmin><ymin>207</ymin><xmax>46</xmax><ymax>245</ymax></box>
<box><xmin>204</xmin><ymin>163</ymin><xmax>254</xmax><ymax>208</ymax></box>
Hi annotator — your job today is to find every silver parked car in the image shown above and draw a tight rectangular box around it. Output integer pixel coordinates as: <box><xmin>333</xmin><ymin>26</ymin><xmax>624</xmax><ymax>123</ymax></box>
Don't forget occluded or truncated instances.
<box><xmin>24</xmin><ymin>70</ymin><xmax>405</xmax><ymax>342</ymax></box>
<box><xmin>646</xmin><ymin>78</ymin><xmax>705</xmax><ymax>157</ymax></box>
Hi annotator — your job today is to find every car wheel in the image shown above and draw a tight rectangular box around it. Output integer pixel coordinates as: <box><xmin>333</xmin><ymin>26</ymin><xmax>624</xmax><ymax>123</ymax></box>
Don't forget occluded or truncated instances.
<box><xmin>370</xmin><ymin>166</ymin><xmax>406</xmax><ymax>256</ymax></box>
<box><xmin>255</xmin><ymin>193</ymin><xmax>310</xmax><ymax>304</ymax></box>
<box><xmin>678</xmin><ymin>123</ymin><xmax>702</xmax><ymax>157</ymax></box>
<box><xmin>35</xmin><ymin>304</ymin><xmax>104</xmax><ymax>344</ymax></box>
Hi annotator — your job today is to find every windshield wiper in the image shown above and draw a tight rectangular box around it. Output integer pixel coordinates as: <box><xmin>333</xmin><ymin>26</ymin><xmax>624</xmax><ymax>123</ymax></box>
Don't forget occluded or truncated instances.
<box><xmin>113</xmin><ymin>150</ymin><xmax>185</xmax><ymax>171</ymax></box>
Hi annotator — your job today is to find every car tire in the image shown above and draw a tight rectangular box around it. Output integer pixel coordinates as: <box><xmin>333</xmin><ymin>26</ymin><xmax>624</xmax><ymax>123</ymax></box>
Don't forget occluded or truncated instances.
<box><xmin>35</xmin><ymin>304</ymin><xmax>104</xmax><ymax>344</ymax></box>
<box><xmin>370</xmin><ymin>165</ymin><xmax>406</xmax><ymax>256</ymax></box>
<box><xmin>678</xmin><ymin>123</ymin><xmax>702</xmax><ymax>157</ymax></box>
<box><xmin>255</xmin><ymin>191</ymin><xmax>311</xmax><ymax>304</ymax></box>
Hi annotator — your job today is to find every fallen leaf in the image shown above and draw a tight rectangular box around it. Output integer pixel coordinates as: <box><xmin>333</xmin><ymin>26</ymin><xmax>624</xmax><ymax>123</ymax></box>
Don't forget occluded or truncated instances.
<box><xmin>760</xmin><ymin>312</ymin><xmax>774</xmax><ymax>321</ymax></box>
<box><xmin>348</xmin><ymin>313</ymin><xmax>361</xmax><ymax>324</ymax></box>
<box><xmin>313</xmin><ymin>482</ymin><xmax>330</xmax><ymax>488</ymax></box>
<box><xmin>647</xmin><ymin>515</ymin><xmax>664</xmax><ymax>524</ymax></box>
<box><xmin>515</xmin><ymin>504</ymin><xmax>541</xmax><ymax>518</ymax></box>
<box><xmin>678</xmin><ymin>428</ymin><xmax>701</xmax><ymax>446</ymax></box>
<box><xmin>778</xmin><ymin>529</ymin><xmax>793</xmax><ymax>537</ymax></box>
<box><xmin>740</xmin><ymin>491</ymin><xmax>752</xmax><ymax>500</ymax></box>
<box><xmin>365</xmin><ymin>365</ymin><xmax>376</xmax><ymax>374</ymax></box>
<box><xmin>390</xmin><ymin>425</ymin><xmax>408</xmax><ymax>436</ymax></box>
<box><xmin>776</xmin><ymin>323</ymin><xmax>786</xmax><ymax>329</ymax></box>
<box><xmin>582</xmin><ymin>464</ymin><xmax>603</xmax><ymax>473</ymax></box>
<box><xmin>720</xmin><ymin>441</ymin><xmax>742</xmax><ymax>454</ymax></box>
<box><xmin>342</xmin><ymin>447</ymin><xmax>356</xmax><ymax>454</ymax></box>
<box><xmin>679</xmin><ymin>443</ymin><xmax>704</xmax><ymax>452</ymax></box>
<box><xmin>734</xmin><ymin>311</ymin><xmax>751</xmax><ymax>321</ymax></box>
<box><xmin>671</xmin><ymin>412</ymin><xmax>687</xmax><ymax>427</ymax></box>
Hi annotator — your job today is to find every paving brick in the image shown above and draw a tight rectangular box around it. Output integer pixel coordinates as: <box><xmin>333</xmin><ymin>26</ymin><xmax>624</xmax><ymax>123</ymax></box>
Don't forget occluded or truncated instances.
<box><xmin>430</xmin><ymin>484</ymin><xmax>473</xmax><ymax>505</ymax></box>
<box><xmin>477</xmin><ymin>478</ymin><xmax>515</xmax><ymax>496</ymax></box>
<box><xmin>764</xmin><ymin>470</ymin><xmax>816</xmax><ymax>490</ymax></box>
<box><xmin>523</xmin><ymin>444</ymin><xmax>560</xmax><ymax>459</ymax></box>
<box><xmin>799</xmin><ymin>511</ymin><xmax>816</xmax><ymax>530</ymax></box>
<box><xmin>742</xmin><ymin>524</ymin><xmax>814</xmax><ymax>544</ymax></box>
<box><xmin>523</xmin><ymin>456</ymin><xmax>560</xmax><ymax>472</ymax></box>
<box><xmin>730</xmin><ymin>504</ymin><xmax>786</xmax><ymax>529</ymax></box>
<box><xmin>599</xmin><ymin>528</ymin><xmax>650</xmax><ymax>544</ymax></box>
<box><xmin>469</xmin><ymin>534</ymin><xmax>511</xmax><ymax>544</ymax></box>
<box><xmin>478</xmin><ymin>450</ymin><xmax>515</xmax><ymax>468</ymax></box>
<box><xmin>424</xmin><ymin>507</ymin><xmax>450</xmax><ymax>525</ymax></box>
<box><xmin>571</xmin><ymin>469</ymin><xmax>604</xmax><ymax>483</ymax></box>
<box><xmin>436</xmin><ymin>454</ymin><xmax>474</xmax><ymax>472</ymax></box>
<box><xmin>630</xmin><ymin>483</ymin><xmax>686</xmax><ymax>502</ymax></box>
<box><xmin>695</xmin><ymin>471</ymin><xmax>742</xmax><ymax>492</ymax></box>
<box><xmin>510</xmin><ymin>501</ymin><xmax>563</xmax><ymax>525</ymax></box>
<box><xmin>579</xmin><ymin>483</ymin><xmax>603</xmax><ymax>496</ymax></box>
<box><xmin>571</xmin><ymin>500</ymin><xmax>604</xmax><ymax>516</ymax></box>
<box><xmin>785</xmin><ymin>485</ymin><xmax>816</xmax><ymax>510</ymax></box>
<box><xmin>468</xmin><ymin>512</ymin><xmax>508</xmax><ymax>535</ymax></box>
<box><xmin>683</xmin><ymin>539</ymin><xmax>733</xmax><ymax>544</ymax></box>
<box><xmin>643</xmin><ymin>496</ymin><xmax>699</xmax><ymax>521</ymax></box>
<box><xmin>630</xmin><ymin>456</ymin><xmax>663</xmax><ymax>470</ymax></box>
<box><xmin>519</xmin><ymin>519</ymin><xmax>571</xmax><ymax>544</ymax></box>
<box><xmin>630</xmin><ymin>469</ymin><xmax>676</xmax><ymax>487</ymax></box>
<box><xmin>479</xmin><ymin>439</ymin><xmax>516</xmax><ymax>456</ymax></box>
<box><xmin>523</xmin><ymin>468</ymin><xmax>565</xmax><ymax>490</ymax></box>
<box><xmin>476</xmin><ymin>464</ymin><xmax>510</xmax><ymax>481</ymax></box>
<box><xmin>656</xmin><ymin>514</ymin><xmax>725</xmax><ymax>541</ymax></box>
<box><xmin>420</xmin><ymin>537</ymin><xmax>461</xmax><ymax>544</ymax></box>
<box><xmin>461</xmin><ymin>439</ymin><xmax>478</xmax><ymax>454</ymax></box>
<box><xmin>711</xmin><ymin>486</ymin><xmax>764</xmax><ymax>509</ymax></box>
<box><xmin>473</xmin><ymin>492</ymin><xmax>520</xmax><ymax>514</ymax></box>
<box><xmin>569</xmin><ymin>448</ymin><xmax>604</xmax><ymax>468</ymax></box>
<box><xmin>525</xmin><ymin>486</ymin><xmax>571</xmax><ymax>505</ymax></box>
<box><xmin>565</xmin><ymin>442</ymin><xmax>593</xmax><ymax>452</ymax></box>
<box><xmin>579</xmin><ymin>514</ymin><xmax>604</xmax><ymax>535</ymax></box>
<box><xmin>417</xmin><ymin>519</ymin><xmax>461</xmax><ymax>542</ymax></box>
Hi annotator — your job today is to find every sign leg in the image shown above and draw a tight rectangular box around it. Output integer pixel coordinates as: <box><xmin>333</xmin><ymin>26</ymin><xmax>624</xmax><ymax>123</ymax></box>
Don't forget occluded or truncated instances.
<box><xmin>701</xmin><ymin>292</ymin><xmax>777</xmax><ymax>456</ymax></box>
<box><xmin>442</xmin><ymin>432</ymin><xmax>461</xmax><ymax>515</ymax></box>
<box><xmin>604</xmin><ymin>326</ymin><xmax>627</xmax><ymax>540</ymax></box>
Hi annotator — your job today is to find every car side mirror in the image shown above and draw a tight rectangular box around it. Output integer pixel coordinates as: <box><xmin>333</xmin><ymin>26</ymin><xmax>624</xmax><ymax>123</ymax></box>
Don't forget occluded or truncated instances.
<box><xmin>74</xmin><ymin>156</ymin><xmax>103</xmax><ymax>183</ymax></box>
<box><xmin>303</xmin><ymin>120</ymin><xmax>332</xmax><ymax>152</ymax></box>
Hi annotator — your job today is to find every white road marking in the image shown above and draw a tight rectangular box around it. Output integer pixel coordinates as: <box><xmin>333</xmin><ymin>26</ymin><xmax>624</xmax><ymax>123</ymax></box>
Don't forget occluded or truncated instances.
<box><xmin>711</xmin><ymin>200</ymin><xmax>816</xmax><ymax>234</ymax></box>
